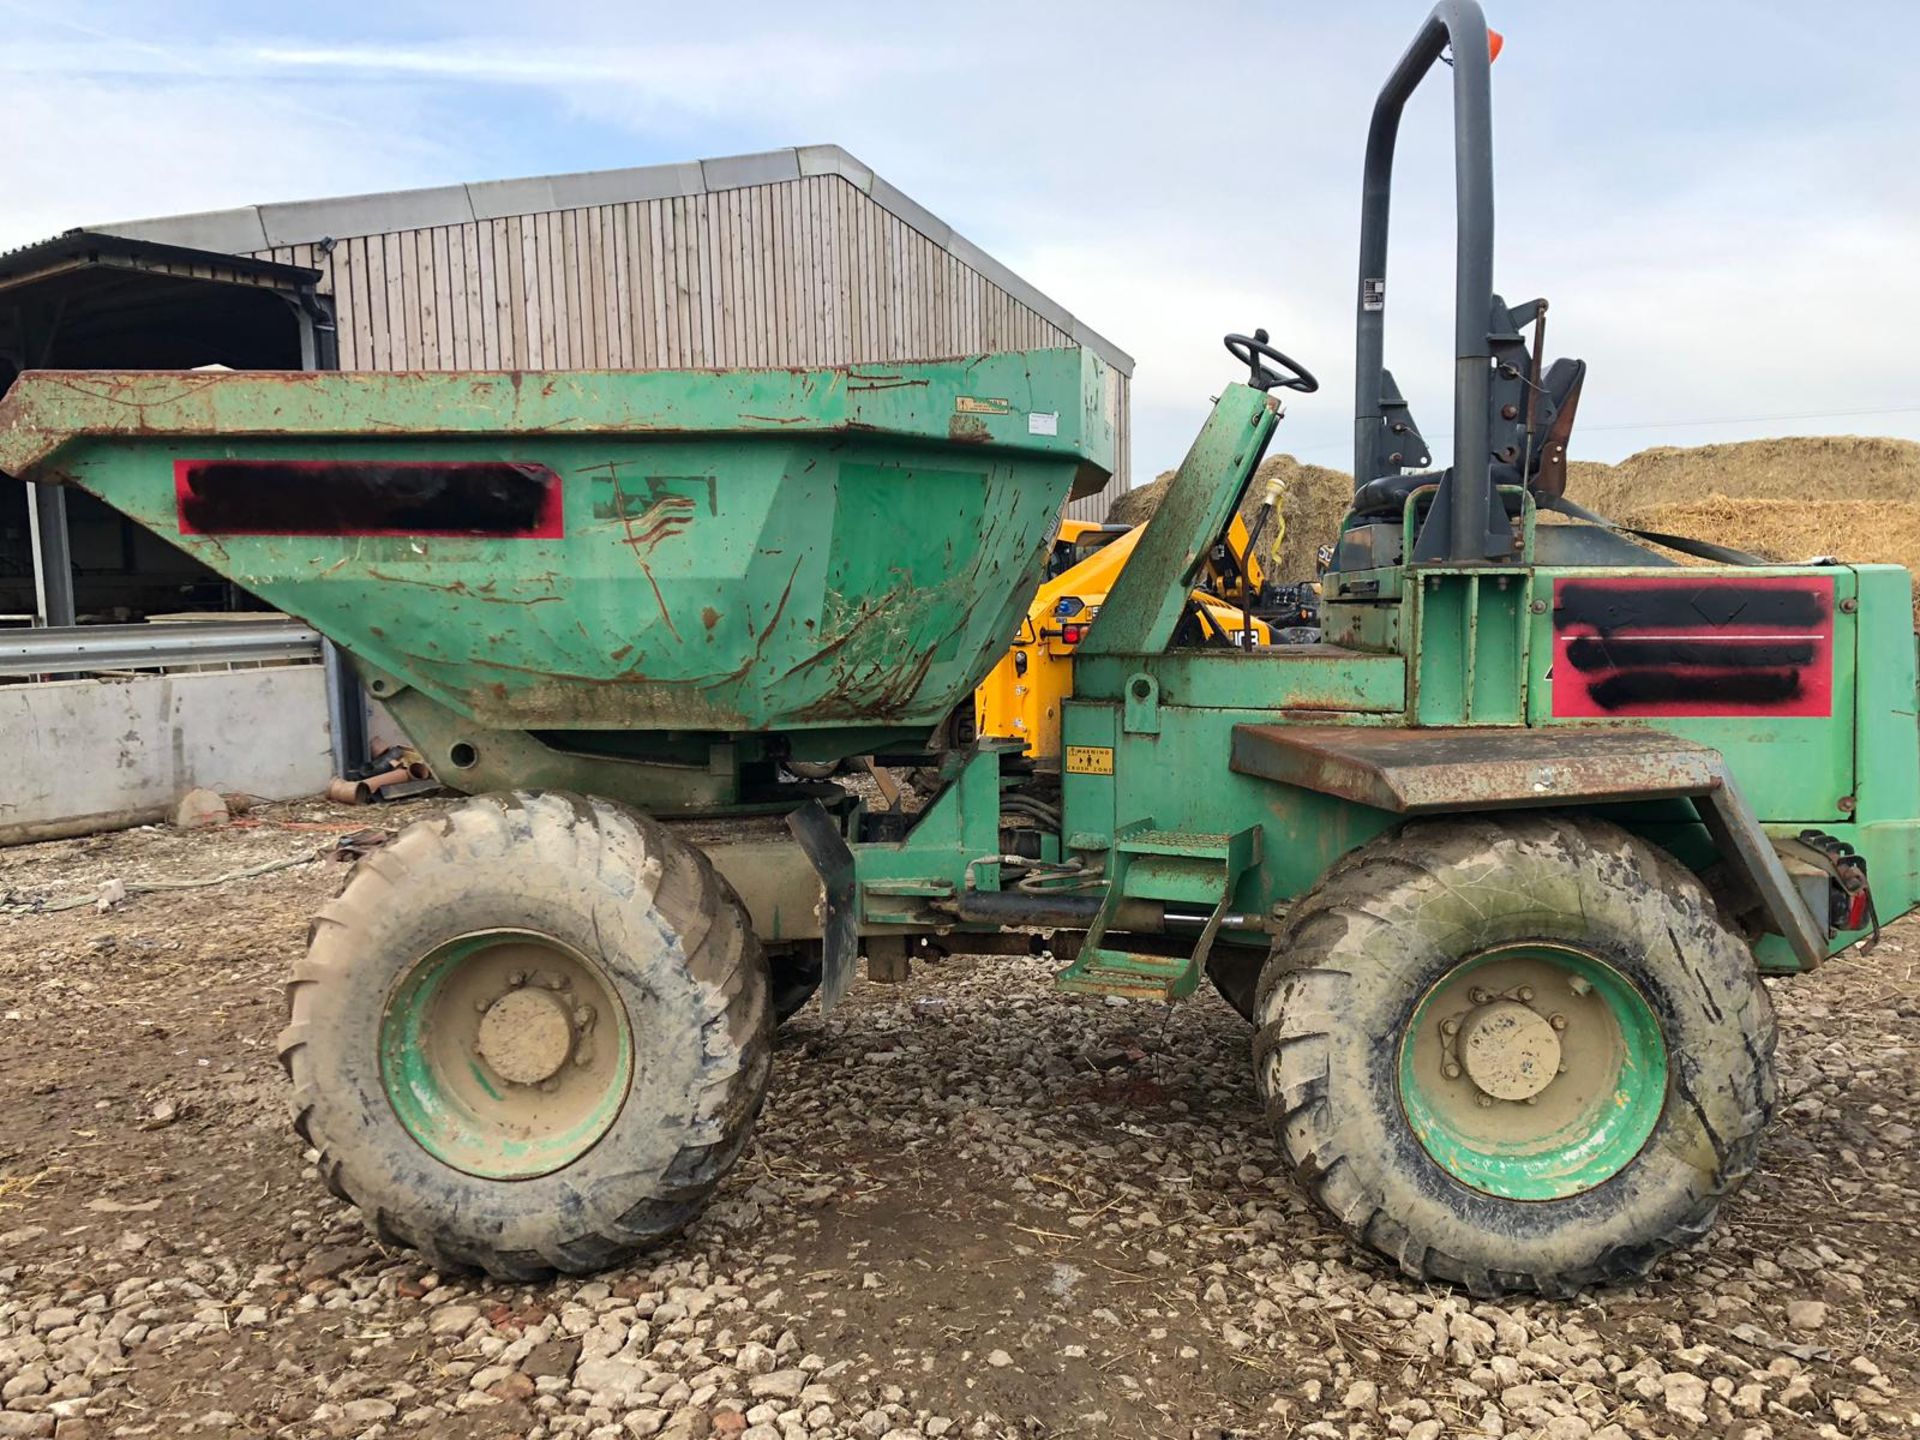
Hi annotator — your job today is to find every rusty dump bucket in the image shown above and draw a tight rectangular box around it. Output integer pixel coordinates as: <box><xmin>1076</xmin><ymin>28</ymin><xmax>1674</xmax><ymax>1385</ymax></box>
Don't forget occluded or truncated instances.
<box><xmin>0</xmin><ymin>351</ymin><xmax>1114</xmax><ymax>734</ymax></box>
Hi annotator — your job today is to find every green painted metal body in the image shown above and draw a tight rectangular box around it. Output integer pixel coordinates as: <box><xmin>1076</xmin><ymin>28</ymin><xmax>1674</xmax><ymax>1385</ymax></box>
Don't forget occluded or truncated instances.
<box><xmin>1059</xmin><ymin>600</ymin><xmax>1920</xmax><ymax>980</ymax></box>
<box><xmin>1053</xmin><ymin>387</ymin><xmax>1920</xmax><ymax>983</ymax></box>
<box><xmin>6</xmin><ymin>361</ymin><xmax>1918</xmax><ymax>987</ymax></box>
<box><xmin>0</xmin><ymin>353</ymin><xmax>1113</xmax><ymax>748</ymax></box>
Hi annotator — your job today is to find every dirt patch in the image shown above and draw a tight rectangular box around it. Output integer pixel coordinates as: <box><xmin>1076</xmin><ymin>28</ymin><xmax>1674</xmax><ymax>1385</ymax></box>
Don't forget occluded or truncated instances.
<box><xmin>2</xmin><ymin>812</ymin><xmax>1918</xmax><ymax>1438</ymax></box>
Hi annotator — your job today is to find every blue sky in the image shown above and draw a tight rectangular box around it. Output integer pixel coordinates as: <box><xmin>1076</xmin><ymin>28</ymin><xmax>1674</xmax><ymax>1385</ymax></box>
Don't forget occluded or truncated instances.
<box><xmin>4</xmin><ymin>0</ymin><xmax>1917</xmax><ymax>479</ymax></box>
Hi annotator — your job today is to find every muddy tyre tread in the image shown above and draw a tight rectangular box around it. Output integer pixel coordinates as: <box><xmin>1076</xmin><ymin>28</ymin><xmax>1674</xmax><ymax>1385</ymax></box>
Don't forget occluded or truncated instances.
<box><xmin>277</xmin><ymin>790</ymin><xmax>771</xmax><ymax>1281</ymax></box>
<box><xmin>1254</xmin><ymin>812</ymin><xmax>1775</xmax><ymax>1298</ymax></box>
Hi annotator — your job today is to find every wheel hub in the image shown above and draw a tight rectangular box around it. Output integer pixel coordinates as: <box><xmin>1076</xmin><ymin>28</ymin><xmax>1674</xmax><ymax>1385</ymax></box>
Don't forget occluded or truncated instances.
<box><xmin>380</xmin><ymin>931</ymin><xmax>632</xmax><ymax>1180</ymax></box>
<box><xmin>1398</xmin><ymin>943</ymin><xmax>1668</xmax><ymax>1200</ymax></box>
<box><xmin>476</xmin><ymin>986</ymin><xmax>575</xmax><ymax>1085</ymax></box>
<box><xmin>1456</xmin><ymin>999</ymin><xmax>1561</xmax><ymax>1102</ymax></box>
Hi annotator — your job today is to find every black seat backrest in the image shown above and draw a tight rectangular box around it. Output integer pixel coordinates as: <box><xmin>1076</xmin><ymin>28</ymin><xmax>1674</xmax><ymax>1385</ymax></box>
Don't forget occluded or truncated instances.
<box><xmin>1530</xmin><ymin>357</ymin><xmax>1586</xmax><ymax>498</ymax></box>
<box><xmin>1349</xmin><ymin>354</ymin><xmax>1587</xmax><ymax>519</ymax></box>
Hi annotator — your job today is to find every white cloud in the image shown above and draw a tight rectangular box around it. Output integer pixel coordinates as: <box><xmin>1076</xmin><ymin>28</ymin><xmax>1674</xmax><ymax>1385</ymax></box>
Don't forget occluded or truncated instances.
<box><xmin>238</xmin><ymin>37</ymin><xmax>923</xmax><ymax>112</ymax></box>
<box><xmin>0</xmin><ymin>72</ymin><xmax>454</xmax><ymax>247</ymax></box>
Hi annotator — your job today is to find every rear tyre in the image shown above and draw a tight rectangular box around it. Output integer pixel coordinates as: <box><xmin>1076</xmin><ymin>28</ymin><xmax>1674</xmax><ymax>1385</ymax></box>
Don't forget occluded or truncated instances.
<box><xmin>278</xmin><ymin>791</ymin><xmax>771</xmax><ymax>1280</ymax></box>
<box><xmin>1254</xmin><ymin>813</ymin><xmax>1774</xmax><ymax>1297</ymax></box>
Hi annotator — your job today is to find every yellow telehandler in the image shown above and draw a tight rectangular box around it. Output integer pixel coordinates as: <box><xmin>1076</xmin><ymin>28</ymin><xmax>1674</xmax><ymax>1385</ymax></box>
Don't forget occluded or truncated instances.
<box><xmin>974</xmin><ymin>504</ymin><xmax>1314</xmax><ymax>761</ymax></box>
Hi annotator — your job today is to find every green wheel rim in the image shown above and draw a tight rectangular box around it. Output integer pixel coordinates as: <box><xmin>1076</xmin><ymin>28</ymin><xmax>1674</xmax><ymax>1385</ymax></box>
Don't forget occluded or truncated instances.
<box><xmin>1397</xmin><ymin>943</ymin><xmax>1667</xmax><ymax>1201</ymax></box>
<box><xmin>380</xmin><ymin>929</ymin><xmax>633</xmax><ymax>1180</ymax></box>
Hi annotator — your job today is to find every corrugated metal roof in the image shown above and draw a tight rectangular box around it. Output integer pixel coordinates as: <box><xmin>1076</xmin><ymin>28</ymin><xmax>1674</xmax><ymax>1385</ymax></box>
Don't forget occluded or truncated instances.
<box><xmin>90</xmin><ymin>145</ymin><xmax>1132</xmax><ymax>374</ymax></box>
<box><xmin>0</xmin><ymin>229</ymin><xmax>322</xmax><ymax>288</ymax></box>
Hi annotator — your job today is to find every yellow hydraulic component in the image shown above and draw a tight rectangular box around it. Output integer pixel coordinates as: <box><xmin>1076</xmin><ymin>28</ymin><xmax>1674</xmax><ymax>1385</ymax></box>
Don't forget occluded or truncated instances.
<box><xmin>976</xmin><ymin>514</ymin><xmax>1275</xmax><ymax>762</ymax></box>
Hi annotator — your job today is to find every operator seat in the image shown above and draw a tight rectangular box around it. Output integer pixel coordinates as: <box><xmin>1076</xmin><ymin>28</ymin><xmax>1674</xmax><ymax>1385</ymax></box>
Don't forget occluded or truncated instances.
<box><xmin>1348</xmin><ymin>356</ymin><xmax>1587</xmax><ymax>519</ymax></box>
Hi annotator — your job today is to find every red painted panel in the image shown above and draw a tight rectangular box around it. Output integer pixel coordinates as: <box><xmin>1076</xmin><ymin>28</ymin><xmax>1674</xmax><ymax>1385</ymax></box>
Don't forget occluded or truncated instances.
<box><xmin>174</xmin><ymin>458</ymin><xmax>565</xmax><ymax>539</ymax></box>
<box><xmin>1550</xmin><ymin>574</ymin><xmax>1833</xmax><ymax>718</ymax></box>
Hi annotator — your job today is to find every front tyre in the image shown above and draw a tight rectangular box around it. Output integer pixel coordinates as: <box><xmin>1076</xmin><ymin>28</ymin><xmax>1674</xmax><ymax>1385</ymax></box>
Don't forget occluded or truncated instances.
<box><xmin>1255</xmin><ymin>813</ymin><xmax>1775</xmax><ymax>1297</ymax></box>
<box><xmin>278</xmin><ymin>791</ymin><xmax>772</xmax><ymax>1280</ymax></box>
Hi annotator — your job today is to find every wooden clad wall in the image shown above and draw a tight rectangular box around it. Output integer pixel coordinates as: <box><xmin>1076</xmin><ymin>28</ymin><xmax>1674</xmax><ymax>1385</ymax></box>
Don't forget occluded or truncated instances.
<box><xmin>252</xmin><ymin>173</ymin><xmax>1129</xmax><ymax>506</ymax></box>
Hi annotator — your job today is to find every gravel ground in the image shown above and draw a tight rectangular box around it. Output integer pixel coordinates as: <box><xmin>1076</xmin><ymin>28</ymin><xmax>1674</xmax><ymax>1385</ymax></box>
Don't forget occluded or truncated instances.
<box><xmin>1</xmin><ymin>802</ymin><xmax>1918</xmax><ymax>1440</ymax></box>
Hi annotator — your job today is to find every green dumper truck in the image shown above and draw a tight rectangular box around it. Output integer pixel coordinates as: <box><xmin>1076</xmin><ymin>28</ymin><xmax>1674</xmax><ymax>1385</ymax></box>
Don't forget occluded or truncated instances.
<box><xmin>2</xmin><ymin>2</ymin><xmax>1912</xmax><ymax>1296</ymax></box>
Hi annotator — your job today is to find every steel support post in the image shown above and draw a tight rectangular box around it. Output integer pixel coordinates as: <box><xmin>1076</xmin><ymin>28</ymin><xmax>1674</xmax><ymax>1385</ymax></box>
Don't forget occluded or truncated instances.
<box><xmin>27</xmin><ymin>481</ymin><xmax>75</xmax><ymax>627</ymax></box>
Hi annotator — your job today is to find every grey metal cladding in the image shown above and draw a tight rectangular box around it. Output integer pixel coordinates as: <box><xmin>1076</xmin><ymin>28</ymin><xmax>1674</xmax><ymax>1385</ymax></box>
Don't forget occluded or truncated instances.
<box><xmin>798</xmin><ymin>145</ymin><xmax>873</xmax><ymax>191</ymax></box>
<box><xmin>468</xmin><ymin>162</ymin><xmax>706</xmax><ymax>219</ymax></box>
<box><xmin>466</xmin><ymin>175</ymin><xmax>564</xmax><ymax>221</ymax></box>
<box><xmin>1070</xmin><ymin>318</ymin><xmax>1134</xmax><ymax>371</ymax></box>
<box><xmin>260</xmin><ymin>185</ymin><xmax>475</xmax><ymax>246</ymax></box>
<box><xmin>700</xmin><ymin>150</ymin><xmax>803</xmax><ymax>193</ymax></box>
<box><xmin>868</xmin><ymin>176</ymin><xmax>952</xmax><ymax>249</ymax></box>
<box><xmin>94</xmin><ymin>207</ymin><xmax>271</xmax><ymax>254</ymax></box>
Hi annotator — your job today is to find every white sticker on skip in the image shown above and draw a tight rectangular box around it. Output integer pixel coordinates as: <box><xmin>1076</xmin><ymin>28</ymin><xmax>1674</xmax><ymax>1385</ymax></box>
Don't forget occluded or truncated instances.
<box><xmin>1028</xmin><ymin>411</ymin><xmax>1059</xmax><ymax>436</ymax></box>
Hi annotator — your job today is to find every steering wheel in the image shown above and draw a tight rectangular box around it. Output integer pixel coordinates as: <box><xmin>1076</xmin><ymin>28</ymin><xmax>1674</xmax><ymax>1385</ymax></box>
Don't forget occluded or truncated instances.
<box><xmin>1224</xmin><ymin>329</ymin><xmax>1319</xmax><ymax>394</ymax></box>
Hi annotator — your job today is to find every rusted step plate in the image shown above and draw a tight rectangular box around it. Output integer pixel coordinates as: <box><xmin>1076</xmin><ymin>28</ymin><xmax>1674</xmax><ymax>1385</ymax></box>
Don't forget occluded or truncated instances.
<box><xmin>1229</xmin><ymin>723</ymin><xmax>1725</xmax><ymax>814</ymax></box>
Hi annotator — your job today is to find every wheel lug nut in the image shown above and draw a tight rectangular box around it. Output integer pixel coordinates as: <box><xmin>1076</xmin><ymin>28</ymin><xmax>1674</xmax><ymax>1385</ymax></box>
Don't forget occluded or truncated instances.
<box><xmin>507</xmin><ymin>970</ymin><xmax>526</xmax><ymax>987</ymax></box>
<box><xmin>1523</xmin><ymin>1096</ymin><xmax>1538</xmax><ymax>1105</ymax></box>
<box><xmin>1440</xmin><ymin>1018</ymin><xmax>1459</xmax><ymax>1037</ymax></box>
<box><xmin>1517</xmin><ymin>986</ymin><xmax>1534</xmax><ymax>1002</ymax></box>
<box><xmin>1469</xmin><ymin>987</ymin><xmax>1490</xmax><ymax>1004</ymax></box>
<box><xmin>573</xmin><ymin>1005</ymin><xmax>595</xmax><ymax>1028</ymax></box>
<box><xmin>1443</xmin><ymin>1062</ymin><xmax>1461</xmax><ymax>1079</ymax></box>
<box><xmin>547</xmin><ymin>974</ymin><xmax>568</xmax><ymax>990</ymax></box>
<box><xmin>1549</xmin><ymin>1013</ymin><xmax>1567</xmax><ymax>1030</ymax></box>
<box><xmin>1476</xmin><ymin>1095</ymin><xmax>1493</xmax><ymax>1108</ymax></box>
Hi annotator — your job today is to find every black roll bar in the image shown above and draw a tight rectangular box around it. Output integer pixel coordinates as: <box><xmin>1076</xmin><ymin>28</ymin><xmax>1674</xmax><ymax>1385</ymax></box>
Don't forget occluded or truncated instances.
<box><xmin>1353</xmin><ymin>0</ymin><xmax>1503</xmax><ymax>563</ymax></box>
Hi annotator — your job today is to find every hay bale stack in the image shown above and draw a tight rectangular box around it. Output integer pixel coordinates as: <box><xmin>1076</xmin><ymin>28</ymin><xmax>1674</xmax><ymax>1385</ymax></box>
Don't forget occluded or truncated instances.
<box><xmin>1621</xmin><ymin>498</ymin><xmax>1920</xmax><ymax>565</ymax></box>
<box><xmin>1566</xmin><ymin>436</ymin><xmax>1920</xmax><ymax>621</ymax></box>
<box><xmin>1103</xmin><ymin>470</ymin><xmax>1170</xmax><ymax>527</ymax></box>
<box><xmin>1099</xmin><ymin>435</ymin><xmax>1920</xmax><ymax>614</ymax></box>
<box><xmin>1102</xmin><ymin>454</ymin><xmax>1353</xmax><ymax>581</ymax></box>
<box><xmin>1569</xmin><ymin>436</ymin><xmax>1920</xmax><ymax>515</ymax></box>
<box><xmin>1262</xmin><ymin>454</ymin><xmax>1354</xmax><ymax>581</ymax></box>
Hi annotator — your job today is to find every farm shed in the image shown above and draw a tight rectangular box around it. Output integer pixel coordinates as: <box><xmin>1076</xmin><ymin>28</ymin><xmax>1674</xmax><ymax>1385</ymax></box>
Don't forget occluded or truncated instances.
<box><xmin>99</xmin><ymin>144</ymin><xmax>1134</xmax><ymax>513</ymax></box>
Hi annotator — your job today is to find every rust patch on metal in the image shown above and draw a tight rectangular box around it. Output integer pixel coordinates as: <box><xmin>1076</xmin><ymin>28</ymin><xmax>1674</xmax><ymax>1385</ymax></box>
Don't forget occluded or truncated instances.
<box><xmin>702</xmin><ymin>606</ymin><xmax>721</xmax><ymax>633</ymax></box>
<box><xmin>1230</xmin><ymin>723</ymin><xmax>1726</xmax><ymax>814</ymax></box>
<box><xmin>846</xmin><ymin>373</ymin><xmax>930</xmax><ymax>392</ymax></box>
<box><xmin>362</xmin><ymin>567</ymin><xmax>562</xmax><ymax>606</ymax></box>
<box><xmin>640</xmin><ymin>563</ymin><xmax>679</xmax><ymax>642</ymax></box>
<box><xmin>695</xmin><ymin>556</ymin><xmax>804</xmax><ymax>694</ymax></box>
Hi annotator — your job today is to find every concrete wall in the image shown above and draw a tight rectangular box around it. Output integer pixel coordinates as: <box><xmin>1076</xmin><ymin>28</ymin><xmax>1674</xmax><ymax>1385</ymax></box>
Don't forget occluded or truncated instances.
<box><xmin>0</xmin><ymin>666</ymin><xmax>333</xmax><ymax>844</ymax></box>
